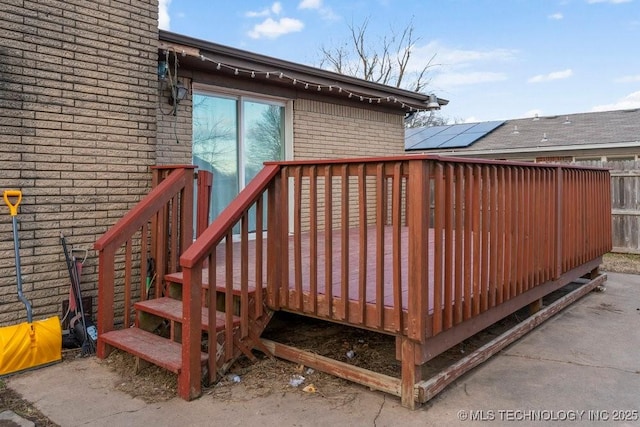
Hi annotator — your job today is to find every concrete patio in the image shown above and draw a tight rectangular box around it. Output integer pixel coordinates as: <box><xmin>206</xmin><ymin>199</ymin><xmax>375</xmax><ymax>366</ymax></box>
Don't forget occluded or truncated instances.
<box><xmin>5</xmin><ymin>272</ymin><xmax>639</xmax><ymax>426</ymax></box>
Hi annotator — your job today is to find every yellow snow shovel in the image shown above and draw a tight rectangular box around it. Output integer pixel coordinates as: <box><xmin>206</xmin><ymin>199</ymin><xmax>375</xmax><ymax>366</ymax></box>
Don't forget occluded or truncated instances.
<box><xmin>1</xmin><ymin>190</ymin><xmax>61</xmax><ymax>376</ymax></box>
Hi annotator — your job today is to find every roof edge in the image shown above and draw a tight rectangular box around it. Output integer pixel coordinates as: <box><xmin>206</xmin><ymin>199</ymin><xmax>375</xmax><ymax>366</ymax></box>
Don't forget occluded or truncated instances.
<box><xmin>159</xmin><ymin>30</ymin><xmax>449</xmax><ymax>109</ymax></box>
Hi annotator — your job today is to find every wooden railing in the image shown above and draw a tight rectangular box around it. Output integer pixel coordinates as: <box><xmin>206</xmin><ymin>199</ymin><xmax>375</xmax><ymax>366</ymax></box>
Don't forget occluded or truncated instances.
<box><xmin>94</xmin><ymin>166</ymin><xmax>195</xmax><ymax>354</ymax></box>
<box><xmin>121</xmin><ymin>155</ymin><xmax>610</xmax><ymax>399</ymax></box>
<box><xmin>264</xmin><ymin>156</ymin><xmax>610</xmax><ymax>342</ymax></box>
<box><xmin>178</xmin><ymin>164</ymin><xmax>280</xmax><ymax>399</ymax></box>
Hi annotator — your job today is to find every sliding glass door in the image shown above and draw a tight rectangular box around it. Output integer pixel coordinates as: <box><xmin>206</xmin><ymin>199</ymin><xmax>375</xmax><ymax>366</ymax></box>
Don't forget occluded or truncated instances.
<box><xmin>192</xmin><ymin>91</ymin><xmax>285</xmax><ymax>226</ymax></box>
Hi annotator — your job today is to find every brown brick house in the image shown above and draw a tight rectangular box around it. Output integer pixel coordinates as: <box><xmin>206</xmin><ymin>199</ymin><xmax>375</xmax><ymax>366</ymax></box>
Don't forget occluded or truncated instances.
<box><xmin>0</xmin><ymin>3</ymin><xmax>444</xmax><ymax>325</ymax></box>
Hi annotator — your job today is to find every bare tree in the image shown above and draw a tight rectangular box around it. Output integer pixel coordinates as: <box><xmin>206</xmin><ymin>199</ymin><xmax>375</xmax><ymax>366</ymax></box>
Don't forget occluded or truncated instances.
<box><xmin>319</xmin><ymin>18</ymin><xmax>447</xmax><ymax>127</ymax></box>
<box><xmin>246</xmin><ymin>105</ymin><xmax>283</xmax><ymax>168</ymax></box>
<box><xmin>319</xmin><ymin>17</ymin><xmax>436</xmax><ymax>92</ymax></box>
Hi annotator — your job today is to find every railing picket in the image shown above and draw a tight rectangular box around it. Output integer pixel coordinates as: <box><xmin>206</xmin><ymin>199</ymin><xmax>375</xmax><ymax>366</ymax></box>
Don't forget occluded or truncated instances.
<box><xmin>267</xmin><ymin>176</ymin><xmax>282</xmax><ymax>310</ymax></box>
<box><xmin>324</xmin><ymin>165</ymin><xmax>333</xmax><ymax>318</ymax></box>
<box><xmin>463</xmin><ymin>165</ymin><xmax>473</xmax><ymax>321</ymax></box>
<box><xmin>280</xmin><ymin>168</ymin><xmax>290</xmax><ymax>308</ymax></box>
<box><xmin>241</xmin><ymin>213</ymin><xmax>249</xmax><ymax>338</ymax></box>
<box><xmin>358</xmin><ymin>164</ymin><xmax>367</xmax><ymax>325</ymax></box>
<box><xmin>207</xmin><ymin>250</ymin><xmax>216</xmax><ymax>380</ymax></box>
<box><xmin>496</xmin><ymin>167</ymin><xmax>512</xmax><ymax>304</ymax></box>
<box><xmin>341</xmin><ymin>165</ymin><xmax>350</xmax><ymax>321</ymax></box>
<box><xmin>515</xmin><ymin>167</ymin><xmax>523</xmax><ymax>295</ymax></box>
<box><xmin>294</xmin><ymin>166</ymin><xmax>303</xmax><ymax>311</ymax></box>
<box><xmin>481</xmin><ymin>167</ymin><xmax>490</xmax><ymax>312</ymax></box>
<box><xmin>375</xmin><ymin>163</ymin><xmax>385</xmax><ymax>329</ymax></box>
<box><xmin>433</xmin><ymin>163</ymin><xmax>445</xmax><ymax>334</ymax></box>
<box><xmin>392</xmin><ymin>162</ymin><xmax>403</xmax><ymax>332</ymax></box>
<box><xmin>489</xmin><ymin>166</ymin><xmax>498</xmax><ymax>308</ymax></box>
<box><xmin>444</xmin><ymin>164</ymin><xmax>454</xmax><ymax>329</ymax></box>
<box><xmin>503</xmin><ymin>167</ymin><xmax>512</xmax><ymax>302</ymax></box>
<box><xmin>170</xmin><ymin>193</ymin><xmax>179</xmax><ymax>273</ymax></box>
<box><xmin>472</xmin><ymin>165</ymin><xmax>481</xmax><ymax>317</ymax></box>
<box><xmin>124</xmin><ymin>238</ymin><xmax>132</xmax><ymax>328</ymax></box>
<box><xmin>309</xmin><ymin>166</ymin><xmax>318</xmax><ymax>315</ymax></box>
<box><xmin>454</xmin><ymin>165</ymin><xmax>464</xmax><ymax>324</ymax></box>
<box><xmin>255</xmin><ymin>195</ymin><xmax>264</xmax><ymax>318</ymax></box>
<box><xmin>140</xmin><ymin>223</ymin><xmax>148</xmax><ymax>301</ymax></box>
<box><xmin>225</xmin><ymin>229</ymin><xmax>234</xmax><ymax>360</ymax></box>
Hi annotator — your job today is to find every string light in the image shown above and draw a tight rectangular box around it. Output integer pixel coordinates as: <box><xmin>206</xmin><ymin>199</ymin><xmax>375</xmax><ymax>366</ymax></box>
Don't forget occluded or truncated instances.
<box><xmin>195</xmin><ymin>53</ymin><xmax>436</xmax><ymax>112</ymax></box>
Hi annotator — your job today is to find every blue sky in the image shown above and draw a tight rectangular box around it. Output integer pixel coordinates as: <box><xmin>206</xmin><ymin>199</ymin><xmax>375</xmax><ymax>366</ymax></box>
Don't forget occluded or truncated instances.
<box><xmin>160</xmin><ymin>0</ymin><xmax>640</xmax><ymax>123</ymax></box>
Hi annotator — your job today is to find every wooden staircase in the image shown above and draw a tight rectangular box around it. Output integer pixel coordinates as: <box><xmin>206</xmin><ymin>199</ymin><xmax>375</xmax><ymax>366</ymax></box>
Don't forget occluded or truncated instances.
<box><xmin>94</xmin><ymin>165</ymin><xmax>279</xmax><ymax>400</ymax></box>
<box><xmin>99</xmin><ymin>269</ymin><xmax>272</xmax><ymax>383</ymax></box>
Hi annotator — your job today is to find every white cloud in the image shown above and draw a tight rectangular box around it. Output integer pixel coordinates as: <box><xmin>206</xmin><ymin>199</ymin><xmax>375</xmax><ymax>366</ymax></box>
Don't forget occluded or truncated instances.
<box><xmin>417</xmin><ymin>42</ymin><xmax>517</xmax><ymax>67</ymax></box>
<box><xmin>527</xmin><ymin>69</ymin><xmax>573</xmax><ymax>83</ymax></box>
<box><xmin>159</xmin><ymin>0</ymin><xmax>171</xmax><ymax>30</ymax></box>
<box><xmin>592</xmin><ymin>91</ymin><xmax>640</xmax><ymax>111</ymax></box>
<box><xmin>614</xmin><ymin>74</ymin><xmax>640</xmax><ymax>83</ymax></box>
<box><xmin>548</xmin><ymin>12</ymin><xmax>564</xmax><ymax>20</ymax></box>
<box><xmin>299</xmin><ymin>0</ymin><xmax>322</xmax><ymax>9</ymax></box>
<box><xmin>246</xmin><ymin>2</ymin><xmax>283</xmax><ymax>18</ymax></box>
<box><xmin>587</xmin><ymin>0</ymin><xmax>632</xmax><ymax>4</ymax></box>
<box><xmin>248</xmin><ymin>17</ymin><xmax>304</xmax><ymax>39</ymax></box>
<box><xmin>298</xmin><ymin>0</ymin><xmax>338</xmax><ymax>20</ymax></box>
<box><xmin>433</xmin><ymin>71</ymin><xmax>508</xmax><ymax>87</ymax></box>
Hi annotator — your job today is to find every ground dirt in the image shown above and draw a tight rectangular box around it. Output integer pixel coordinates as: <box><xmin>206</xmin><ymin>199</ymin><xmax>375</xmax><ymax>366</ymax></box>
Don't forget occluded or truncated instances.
<box><xmin>2</xmin><ymin>253</ymin><xmax>638</xmax><ymax>425</ymax></box>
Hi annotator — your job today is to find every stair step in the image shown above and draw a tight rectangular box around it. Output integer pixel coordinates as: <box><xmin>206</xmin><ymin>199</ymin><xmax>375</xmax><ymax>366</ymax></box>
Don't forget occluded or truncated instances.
<box><xmin>135</xmin><ymin>297</ymin><xmax>240</xmax><ymax>332</ymax></box>
<box><xmin>100</xmin><ymin>328</ymin><xmax>207</xmax><ymax>374</ymax></box>
<box><xmin>165</xmin><ymin>269</ymin><xmax>261</xmax><ymax>296</ymax></box>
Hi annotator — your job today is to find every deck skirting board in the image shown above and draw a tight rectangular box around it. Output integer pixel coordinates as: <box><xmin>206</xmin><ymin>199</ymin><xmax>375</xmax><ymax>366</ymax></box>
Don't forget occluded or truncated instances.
<box><xmin>261</xmin><ymin>339</ymin><xmax>402</xmax><ymax>397</ymax></box>
<box><xmin>413</xmin><ymin>257</ymin><xmax>602</xmax><ymax>364</ymax></box>
<box><xmin>415</xmin><ymin>272</ymin><xmax>607</xmax><ymax>404</ymax></box>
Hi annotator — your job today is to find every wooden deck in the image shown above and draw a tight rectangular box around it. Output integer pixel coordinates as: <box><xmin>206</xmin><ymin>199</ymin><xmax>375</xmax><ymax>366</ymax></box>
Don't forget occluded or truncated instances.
<box><xmin>96</xmin><ymin>156</ymin><xmax>613</xmax><ymax>407</ymax></box>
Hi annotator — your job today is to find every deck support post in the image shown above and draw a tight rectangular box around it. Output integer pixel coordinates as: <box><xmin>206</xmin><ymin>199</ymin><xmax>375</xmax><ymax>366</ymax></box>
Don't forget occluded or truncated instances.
<box><xmin>400</xmin><ymin>336</ymin><xmax>422</xmax><ymax>410</ymax></box>
<box><xmin>529</xmin><ymin>298</ymin><xmax>543</xmax><ymax>315</ymax></box>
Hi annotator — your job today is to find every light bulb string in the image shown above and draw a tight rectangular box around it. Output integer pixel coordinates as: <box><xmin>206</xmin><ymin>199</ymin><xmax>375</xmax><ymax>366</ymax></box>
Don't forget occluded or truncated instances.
<box><xmin>196</xmin><ymin>53</ymin><xmax>434</xmax><ymax>112</ymax></box>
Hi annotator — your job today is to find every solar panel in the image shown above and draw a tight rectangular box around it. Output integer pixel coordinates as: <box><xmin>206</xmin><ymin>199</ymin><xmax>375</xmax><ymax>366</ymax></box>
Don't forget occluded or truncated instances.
<box><xmin>465</xmin><ymin>120</ymin><xmax>504</xmax><ymax>134</ymax></box>
<box><xmin>405</xmin><ymin>120</ymin><xmax>505</xmax><ymax>151</ymax></box>
<box><xmin>438</xmin><ymin>133</ymin><xmax>484</xmax><ymax>149</ymax></box>
<box><xmin>438</xmin><ymin>123</ymin><xmax>476</xmax><ymax>135</ymax></box>
<box><xmin>405</xmin><ymin>126</ymin><xmax>448</xmax><ymax>149</ymax></box>
<box><xmin>408</xmin><ymin>133</ymin><xmax>456</xmax><ymax>150</ymax></box>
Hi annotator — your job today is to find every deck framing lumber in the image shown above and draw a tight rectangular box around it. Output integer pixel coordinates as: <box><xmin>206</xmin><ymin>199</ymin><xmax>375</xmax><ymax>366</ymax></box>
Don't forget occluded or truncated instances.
<box><xmin>261</xmin><ymin>339</ymin><xmax>402</xmax><ymax>397</ymax></box>
<box><xmin>415</xmin><ymin>272</ymin><xmax>607</xmax><ymax>404</ymax></box>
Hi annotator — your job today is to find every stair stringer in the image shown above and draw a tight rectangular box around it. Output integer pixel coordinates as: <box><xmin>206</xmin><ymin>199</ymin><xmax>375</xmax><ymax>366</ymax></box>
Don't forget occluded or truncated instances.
<box><xmin>207</xmin><ymin>297</ymin><xmax>275</xmax><ymax>384</ymax></box>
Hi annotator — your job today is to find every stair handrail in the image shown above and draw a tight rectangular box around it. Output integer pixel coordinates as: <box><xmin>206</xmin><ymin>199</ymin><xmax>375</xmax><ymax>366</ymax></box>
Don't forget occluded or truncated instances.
<box><xmin>95</xmin><ymin>168</ymin><xmax>193</xmax><ymax>251</ymax></box>
<box><xmin>177</xmin><ymin>164</ymin><xmax>281</xmax><ymax>400</ymax></box>
<box><xmin>94</xmin><ymin>166</ymin><xmax>195</xmax><ymax>355</ymax></box>
<box><xmin>180</xmin><ymin>164</ymin><xmax>281</xmax><ymax>267</ymax></box>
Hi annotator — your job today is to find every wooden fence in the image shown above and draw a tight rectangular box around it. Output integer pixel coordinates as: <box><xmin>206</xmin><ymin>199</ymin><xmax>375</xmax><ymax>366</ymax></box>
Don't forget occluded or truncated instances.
<box><xmin>574</xmin><ymin>159</ymin><xmax>640</xmax><ymax>254</ymax></box>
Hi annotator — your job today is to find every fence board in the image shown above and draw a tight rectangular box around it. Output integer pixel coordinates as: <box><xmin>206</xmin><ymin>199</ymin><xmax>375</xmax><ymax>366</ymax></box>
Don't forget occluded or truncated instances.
<box><xmin>574</xmin><ymin>159</ymin><xmax>639</xmax><ymax>253</ymax></box>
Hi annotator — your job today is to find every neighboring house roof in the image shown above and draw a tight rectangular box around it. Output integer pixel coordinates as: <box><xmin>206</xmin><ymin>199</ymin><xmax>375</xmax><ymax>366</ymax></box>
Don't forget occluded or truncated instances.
<box><xmin>406</xmin><ymin>109</ymin><xmax>640</xmax><ymax>158</ymax></box>
<box><xmin>159</xmin><ymin>30</ymin><xmax>448</xmax><ymax>113</ymax></box>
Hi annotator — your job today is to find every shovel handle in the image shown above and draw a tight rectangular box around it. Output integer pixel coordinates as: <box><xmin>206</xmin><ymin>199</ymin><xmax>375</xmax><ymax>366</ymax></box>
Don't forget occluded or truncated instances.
<box><xmin>3</xmin><ymin>190</ymin><xmax>22</xmax><ymax>217</ymax></box>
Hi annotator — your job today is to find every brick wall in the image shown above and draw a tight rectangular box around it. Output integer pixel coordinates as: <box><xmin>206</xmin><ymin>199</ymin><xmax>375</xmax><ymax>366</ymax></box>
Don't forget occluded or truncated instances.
<box><xmin>0</xmin><ymin>0</ymin><xmax>158</xmax><ymax>326</ymax></box>
<box><xmin>156</xmin><ymin>77</ymin><xmax>192</xmax><ymax>165</ymax></box>
<box><xmin>292</xmin><ymin>98</ymin><xmax>407</xmax><ymax>230</ymax></box>
<box><xmin>293</xmin><ymin>98</ymin><xmax>405</xmax><ymax>160</ymax></box>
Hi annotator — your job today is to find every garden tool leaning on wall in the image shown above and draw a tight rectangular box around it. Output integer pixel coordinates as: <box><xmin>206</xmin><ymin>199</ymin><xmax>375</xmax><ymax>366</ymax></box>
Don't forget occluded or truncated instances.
<box><xmin>0</xmin><ymin>190</ymin><xmax>61</xmax><ymax>376</ymax></box>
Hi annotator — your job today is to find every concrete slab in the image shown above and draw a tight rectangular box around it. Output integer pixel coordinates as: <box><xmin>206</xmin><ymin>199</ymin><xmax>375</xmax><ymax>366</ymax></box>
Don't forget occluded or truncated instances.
<box><xmin>0</xmin><ymin>410</ymin><xmax>35</xmax><ymax>427</ymax></box>
<box><xmin>6</xmin><ymin>273</ymin><xmax>640</xmax><ymax>426</ymax></box>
